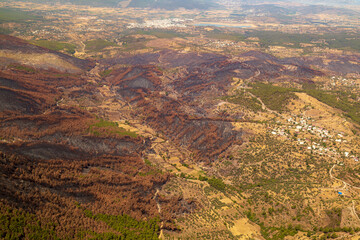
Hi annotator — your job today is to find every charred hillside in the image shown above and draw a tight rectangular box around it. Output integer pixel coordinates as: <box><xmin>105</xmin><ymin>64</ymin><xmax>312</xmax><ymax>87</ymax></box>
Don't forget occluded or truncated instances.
<box><xmin>2</xmin><ymin>31</ymin><xmax>360</xmax><ymax>239</ymax></box>
<box><xmin>101</xmin><ymin>49</ymin><xmax>330</xmax><ymax>162</ymax></box>
<box><xmin>0</xmin><ymin>35</ymin><xmax>188</xmax><ymax>239</ymax></box>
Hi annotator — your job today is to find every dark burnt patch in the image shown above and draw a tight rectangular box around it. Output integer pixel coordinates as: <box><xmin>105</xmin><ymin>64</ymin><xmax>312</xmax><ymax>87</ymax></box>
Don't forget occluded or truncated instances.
<box><xmin>0</xmin><ymin>77</ymin><xmax>27</xmax><ymax>90</ymax></box>
<box><xmin>0</xmin><ymin>88</ymin><xmax>41</xmax><ymax>114</ymax></box>
<box><xmin>139</xmin><ymin>98</ymin><xmax>242</xmax><ymax>162</ymax></box>
<box><xmin>0</xmin><ymin>142</ymin><xmax>85</xmax><ymax>160</ymax></box>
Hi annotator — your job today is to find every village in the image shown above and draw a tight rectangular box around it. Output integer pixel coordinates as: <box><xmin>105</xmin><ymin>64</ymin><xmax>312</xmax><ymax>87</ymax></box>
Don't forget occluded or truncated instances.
<box><xmin>269</xmin><ymin>113</ymin><xmax>359</xmax><ymax>163</ymax></box>
<box><xmin>127</xmin><ymin>18</ymin><xmax>188</xmax><ymax>29</ymax></box>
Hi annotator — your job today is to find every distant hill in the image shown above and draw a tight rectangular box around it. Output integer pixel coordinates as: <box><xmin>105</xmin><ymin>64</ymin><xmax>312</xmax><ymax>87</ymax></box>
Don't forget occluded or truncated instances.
<box><xmin>224</xmin><ymin>0</ymin><xmax>360</xmax><ymax>6</ymax></box>
<box><xmin>15</xmin><ymin>0</ymin><xmax>218</xmax><ymax>9</ymax></box>
<box><xmin>127</xmin><ymin>0</ymin><xmax>218</xmax><ymax>10</ymax></box>
<box><xmin>239</xmin><ymin>4</ymin><xmax>359</xmax><ymax>17</ymax></box>
<box><xmin>298</xmin><ymin>0</ymin><xmax>360</xmax><ymax>6</ymax></box>
<box><xmin>15</xmin><ymin>0</ymin><xmax>120</xmax><ymax>7</ymax></box>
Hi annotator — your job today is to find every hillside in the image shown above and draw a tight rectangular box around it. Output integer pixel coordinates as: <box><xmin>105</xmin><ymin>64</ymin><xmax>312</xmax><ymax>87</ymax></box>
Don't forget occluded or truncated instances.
<box><xmin>0</xmin><ymin>35</ymin><xmax>187</xmax><ymax>239</ymax></box>
<box><xmin>1</xmin><ymin>31</ymin><xmax>360</xmax><ymax>238</ymax></box>
<box><xmin>0</xmin><ymin>35</ymin><xmax>94</xmax><ymax>73</ymax></box>
<box><xmin>0</xmin><ymin>1</ymin><xmax>360</xmax><ymax>238</ymax></box>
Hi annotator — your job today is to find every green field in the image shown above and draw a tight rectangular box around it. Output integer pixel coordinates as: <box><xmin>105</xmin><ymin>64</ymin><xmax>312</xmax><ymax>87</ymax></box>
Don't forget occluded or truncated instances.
<box><xmin>247</xmin><ymin>31</ymin><xmax>317</xmax><ymax>48</ymax></box>
<box><xmin>0</xmin><ymin>8</ymin><xmax>42</xmax><ymax>23</ymax></box>
<box><xmin>202</xmin><ymin>29</ymin><xmax>360</xmax><ymax>52</ymax></box>
<box><xmin>99</xmin><ymin>69</ymin><xmax>112</xmax><ymax>78</ymax></box>
<box><xmin>248</xmin><ymin>31</ymin><xmax>360</xmax><ymax>51</ymax></box>
<box><xmin>84</xmin><ymin>39</ymin><xmax>117</xmax><ymax>52</ymax></box>
<box><xmin>0</xmin><ymin>27</ymin><xmax>11</xmax><ymax>34</ymax></box>
<box><xmin>134</xmin><ymin>29</ymin><xmax>190</xmax><ymax>39</ymax></box>
<box><xmin>205</xmin><ymin>30</ymin><xmax>246</xmax><ymax>42</ymax></box>
<box><xmin>88</xmin><ymin>119</ymin><xmax>138</xmax><ymax>138</ymax></box>
<box><xmin>325</xmin><ymin>34</ymin><xmax>360</xmax><ymax>51</ymax></box>
<box><xmin>31</xmin><ymin>40</ymin><xmax>77</xmax><ymax>54</ymax></box>
<box><xmin>9</xmin><ymin>64</ymin><xmax>36</xmax><ymax>73</ymax></box>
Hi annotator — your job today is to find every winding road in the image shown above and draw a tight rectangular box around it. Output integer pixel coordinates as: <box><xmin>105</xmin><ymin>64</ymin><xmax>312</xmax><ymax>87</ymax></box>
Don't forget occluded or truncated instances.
<box><xmin>330</xmin><ymin>164</ymin><xmax>360</xmax><ymax>190</ymax></box>
<box><xmin>329</xmin><ymin>164</ymin><xmax>360</xmax><ymax>222</ymax></box>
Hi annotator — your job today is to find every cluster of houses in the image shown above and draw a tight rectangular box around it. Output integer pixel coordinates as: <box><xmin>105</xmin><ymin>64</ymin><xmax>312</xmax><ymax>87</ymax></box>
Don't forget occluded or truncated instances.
<box><xmin>127</xmin><ymin>19</ymin><xmax>187</xmax><ymax>29</ymax></box>
<box><xmin>269</xmin><ymin>115</ymin><xmax>359</xmax><ymax>162</ymax></box>
<box><xmin>329</xmin><ymin>76</ymin><xmax>358</xmax><ymax>88</ymax></box>
<box><xmin>205</xmin><ymin>40</ymin><xmax>236</xmax><ymax>49</ymax></box>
